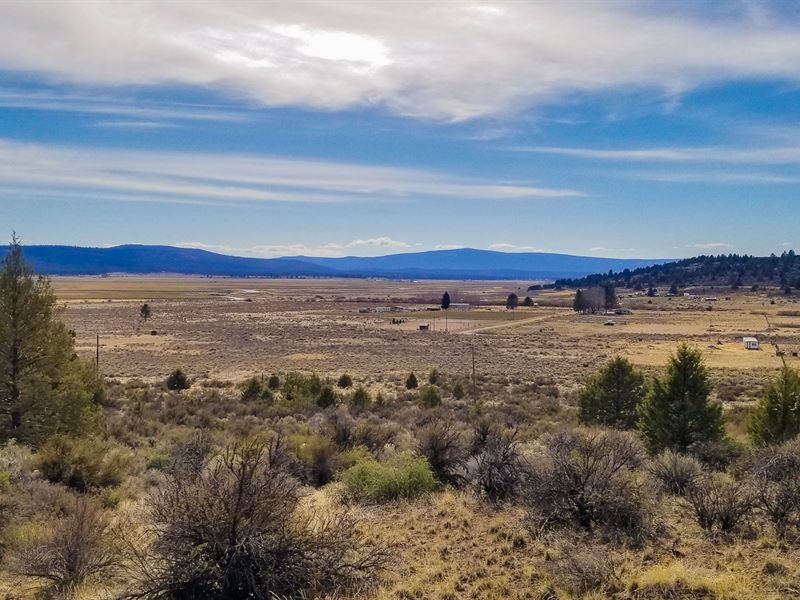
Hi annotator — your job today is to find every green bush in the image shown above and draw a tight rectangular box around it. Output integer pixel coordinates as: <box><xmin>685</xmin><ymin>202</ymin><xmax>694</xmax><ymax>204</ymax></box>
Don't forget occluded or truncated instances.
<box><xmin>419</xmin><ymin>385</ymin><xmax>442</xmax><ymax>408</ymax></box>
<box><xmin>317</xmin><ymin>385</ymin><xmax>338</xmax><ymax>409</ymax></box>
<box><xmin>428</xmin><ymin>369</ymin><xmax>440</xmax><ymax>385</ymax></box>
<box><xmin>337</xmin><ymin>373</ymin><xmax>353</xmax><ymax>389</ymax></box>
<box><xmin>35</xmin><ymin>435</ymin><xmax>133</xmax><ymax>492</ymax></box>
<box><xmin>267</xmin><ymin>374</ymin><xmax>281</xmax><ymax>390</ymax></box>
<box><xmin>452</xmin><ymin>381</ymin><xmax>466</xmax><ymax>400</ymax></box>
<box><xmin>339</xmin><ymin>452</ymin><xmax>439</xmax><ymax>502</ymax></box>
<box><xmin>351</xmin><ymin>386</ymin><xmax>371</xmax><ymax>409</ymax></box>
<box><xmin>239</xmin><ymin>377</ymin><xmax>263</xmax><ymax>402</ymax></box>
<box><xmin>406</xmin><ymin>372</ymin><xmax>418</xmax><ymax>390</ymax></box>
<box><xmin>281</xmin><ymin>372</ymin><xmax>323</xmax><ymax>407</ymax></box>
<box><xmin>166</xmin><ymin>369</ymin><xmax>190</xmax><ymax>391</ymax></box>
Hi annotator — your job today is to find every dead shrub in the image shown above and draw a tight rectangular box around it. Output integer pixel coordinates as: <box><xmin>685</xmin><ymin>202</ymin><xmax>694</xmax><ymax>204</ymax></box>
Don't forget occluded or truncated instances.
<box><xmin>8</xmin><ymin>496</ymin><xmax>120</xmax><ymax>596</ymax></box>
<box><xmin>474</xmin><ymin>426</ymin><xmax>525</xmax><ymax>502</ymax></box>
<box><xmin>125</xmin><ymin>438</ymin><xmax>384</xmax><ymax>598</ymax></box>
<box><xmin>525</xmin><ymin>428</ymin><xmax>656</xmax><ymax>541</ymax></box>
<box><xmin>648</xmin><ymin>450</ymin><xmax>703</xmax><ymax>496</ymax></box>
<box><xmin>685</xmin><ymin>473</ymin><xmax>754</xmax><ymax>534</ymax></box>
<box><xmin>416</xmin><ymin>417</ymin><xmax>468</xmax><ymax>486</ymax></box>
<box><xmin>748</xmin><ymin>439</ymin><xmax>800</xmax><ymax>537</ymax></box>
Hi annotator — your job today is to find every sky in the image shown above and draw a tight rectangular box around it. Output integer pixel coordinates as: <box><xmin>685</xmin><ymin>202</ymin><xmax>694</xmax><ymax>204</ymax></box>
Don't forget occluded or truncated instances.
<box><xmin>1</xmin><ymin>0</ymin><xmax>799</xmax><ymax>259</ymax></box>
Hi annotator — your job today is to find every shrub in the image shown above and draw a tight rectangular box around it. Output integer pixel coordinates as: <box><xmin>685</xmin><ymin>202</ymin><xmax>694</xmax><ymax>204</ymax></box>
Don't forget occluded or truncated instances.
<box><xmin>638</xmin><ymin>344</ymin><xmax>723</xmax><ymax>453</ymax></box>
<box><xmin>0</xmin><ymin>439</ymin><xmax>33</xmax><ymax>484</ymax></box>
<box><xmin>8</xmin><ymin>496</ymin><xmax>120</xmax><ymax>595</ymax></box>
<box><xmin>282</xmin><ymin>372</ymin><xmax>323</xmax><ymax>407</ymax></box>
<box><xmin>128</xmin><ymin>439</ymin><xmax>384</xmax><ymax>598</ymax></box>
<box><xmin>168</xmin><ymin>430</ymin><xmax>212</xmax><ymax>477</ymax></box>
<box><xmin>452</xmin><ymin>381</ymin><xmax>466</xmax><ymax>400</ymax></box>
<box><xmin>35</xmin><ymin>435</ymin><xmax>132</xmax><ymax>492</ymax></box>
<box><xmin>267</xmin><ymin>374</ymin><xmax>281</xmax><ymax>390</ymax></box>
<box><xmin>416</xmin><ymin>418</ymin><xmax>467</xmax><ymax>485</ymax></box>
<box><xmin>428</xmin><ymin>369</ymin><xmax>440</xmax><ymax>385</ymax></box>
<box><xmin>748</xmin><ymin>439</ymin><xmax>800</xmax><ymax>536</ymax></box>
<box><xmin>474</xmin><ymin>426</ymin><xmax>525</xmax><ymax>502</ymax></box>
<box><xmin>525</xmin><ymin>428</ymin><xmax>656</xmax><ymax>540</ymax></box>
<box><xmin>317</xmin><ymin>385</ymin><xmax>338</xmax><ymax>409</ymax></box>
<box><xmin>685</xmin><ymin>473</ymin><xmax>754</xmax><ymax>533</ymax></box>
<box><xmin>291</xmin><ymin>435</ymin><xmax>341</xmax><ymax>487</ymax></box>
<box><xmin>339</xmin><ymin>452</ymin><xmax>440</xmax><ymax>502</ymax></box>
<box><xmin>578</xmin><ymin>356</ymin><xmax>645</xmax><ymax>429</ymax></box>
<box><xmin>337</xmin><ymin>373</ymin><xmax>353</xmax><ymax>388</ymax></box>
<box><xmin>165</xmin><ymin>368</ymin><xmax>190</xmax><ymax>391</ymax></box>
<box><xmin>419</xmin><ymin>385</ymin><xmax>442</xmax><ymax>408</ymax></box>
<box><xmin>351</xmin><ymin>386</ymin><xmax>371</xmax><ymax>409</ymax></box>
<box><xmin>353</xmin><ymin>419</ymin><xmax>398</xmax><ymax>453</ymax></box>
<box><xmin>239</xmin><ymin>376</ymin><xmax>263</xmax><ymax>402</ymax></box>
<box><xmin>405</xmin><ymin>372</ymin><xmax>418</xmax><ymax>390</ymax></box>
<box><xmin>648</xmin><ymin>450</ymin><xmax>702</xmax><ymax>496</ymax></box>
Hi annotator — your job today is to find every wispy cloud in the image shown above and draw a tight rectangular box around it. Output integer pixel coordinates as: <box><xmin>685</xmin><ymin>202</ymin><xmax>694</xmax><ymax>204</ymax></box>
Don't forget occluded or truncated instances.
<box><xmin>508</xmin><ymin>145</ymin><xmax>800</xmax><ymax>165</ymax></box>
<box><xmin>0</xmin><ymin>88</ymin><xmax>244</xmax><ymax>122</ymax></box>
<box><xmin>688</xmin><ymin>242</ymin><xmax>734</xmax><ymax>250</ymax></box>
<box><xmin>176</xmin><ymin>237</ymin><xmax>411</xmax><ymax>258</ymax></box>
<box><xmin>0</xmin><ymin>138</ymin><xmax>582</xmax><ymax>207</ymax></box>
<box><xmin>489</xmin><ymin>243</ymin><xmax>545</xmax><ymax>252</ymax></box>
<box><xmin>4</xmin><ymin>3</ymin><xmax>800</xmax><ymax>120</ymax></box>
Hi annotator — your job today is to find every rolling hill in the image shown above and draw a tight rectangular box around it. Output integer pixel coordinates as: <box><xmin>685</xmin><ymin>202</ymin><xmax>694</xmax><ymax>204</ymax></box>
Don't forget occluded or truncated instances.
<box><xmin>4</xmin><ymin>244</ymin><xmax>667</xmax><ymax>280</ymax></box>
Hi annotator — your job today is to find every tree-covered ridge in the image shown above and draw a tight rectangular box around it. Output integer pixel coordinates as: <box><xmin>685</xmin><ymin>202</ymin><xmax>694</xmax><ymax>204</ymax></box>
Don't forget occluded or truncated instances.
<box><xmin>556</xmin><ymin>250</ymin><xmax>800</xmax><ymax>290</ymax></box>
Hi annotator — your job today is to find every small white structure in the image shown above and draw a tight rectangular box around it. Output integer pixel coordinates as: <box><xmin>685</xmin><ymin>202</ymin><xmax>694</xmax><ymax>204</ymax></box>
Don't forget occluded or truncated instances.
<box><xmin>449</xmin><ymin>302</ymin><xmax>470</xmax><ymax>311</ymax></box>
<box><xmin>743</xmin><ymin>336</ymin><xmax>760</xmax><ymax>350</ymax></box>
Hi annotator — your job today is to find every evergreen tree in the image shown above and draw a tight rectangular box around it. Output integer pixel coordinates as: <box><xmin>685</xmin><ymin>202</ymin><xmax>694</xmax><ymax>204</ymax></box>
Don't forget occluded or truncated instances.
<box><xmin>749</xmin><ymin>367</ymin><xmax>800</xmax><ymax>446</ymax></box>
<box><xmin>406</xmin><ymin>372</ymin><xmax>418</xmax><ymax>389</ymax></box>
<box><xmin>573</xmin><ymin>289</ymin><xmax>585</xmax><ymax>312</ymax></box>
<box><xmin>522</xmin><ymin>296</ymin><xmax>534</xmax><ymax>307</ymax></box>
<box><xmin>638</xmin><ymin>344</ymin><xmax>723</xmax><ymax>453</ymax></box>
<box><xmin>506</xmin><ymin>293</ymin><xmax>518</xmax><ymax>309</ymax></box>
<box><xmin>603</xmin><ymin>285</ymin><xmax>617</xmax><ymax>309</ymax></box>
<box><xmin>578</xmin><ymin>356</ymin><xmax>645</xmax><ymax>429</ymax></box>
<box><xmin>0</xmin><ymin>237</ymin><xmax>101</xmax><ymax>444</ymax></box>
<box><xmin>441</xmin><ymin>291</ymin><xmax>450</xmax><ymax>309</ymax></box>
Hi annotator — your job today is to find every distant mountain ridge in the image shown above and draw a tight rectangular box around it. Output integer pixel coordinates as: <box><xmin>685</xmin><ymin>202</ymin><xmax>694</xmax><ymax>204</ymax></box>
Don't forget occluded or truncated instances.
<box><xmin>5</xmin><ymin>244</ymin><xmax>667</xmax><ymax>280</ymax></box>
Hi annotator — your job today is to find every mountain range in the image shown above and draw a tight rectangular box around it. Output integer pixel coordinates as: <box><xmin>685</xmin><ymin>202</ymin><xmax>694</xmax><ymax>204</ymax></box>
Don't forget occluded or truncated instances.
<box><xmin>6</xmin><ymin>245</ymin><xmax>667</xmax><ymax>280</ymax></box>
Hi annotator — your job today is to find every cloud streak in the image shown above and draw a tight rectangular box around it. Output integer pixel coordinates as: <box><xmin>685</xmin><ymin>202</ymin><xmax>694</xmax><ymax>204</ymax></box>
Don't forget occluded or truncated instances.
<box><xmin>0</xmin><ymin>138</ymin><xmax>581</xmax><ymax>206</ymax></box>
<box><xmin>3</xmin><ymin>3</ymin><xmax>800</xmax><ymax>120</ymax></box>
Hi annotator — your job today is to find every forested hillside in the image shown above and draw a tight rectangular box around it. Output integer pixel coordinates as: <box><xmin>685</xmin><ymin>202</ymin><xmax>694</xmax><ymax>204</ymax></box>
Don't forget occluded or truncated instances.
<box><xmin>557</xmin><ymin>251</ymin><xmax>800</xmax><ymax>290</ymax></box>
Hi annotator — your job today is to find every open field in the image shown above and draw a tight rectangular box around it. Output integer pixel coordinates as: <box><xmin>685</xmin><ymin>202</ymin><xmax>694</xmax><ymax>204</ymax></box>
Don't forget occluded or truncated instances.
<box><xmin>6</xmin><ymin>276</ymin><xmax>800</xmax><ymax>599</ymax></box>
<box><xmin>54</xmin><ymin>277</ymin><xmax>800</xmax><ymax>395</ymax></box>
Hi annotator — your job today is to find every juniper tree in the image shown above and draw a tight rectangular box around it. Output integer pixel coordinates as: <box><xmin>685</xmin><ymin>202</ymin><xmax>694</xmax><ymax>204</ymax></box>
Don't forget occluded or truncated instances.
<box><xmin>749</xmin><ymin>367</ymin><xmax>800</xmax><ymax>446</ymax></box>
<box><xmin>0</xmin><ymin>237</ymin><xmax>101</xmax><ymax>444</ymax></box>
<box><xmin>578</xmin><ymin>356</ymin><xmax>645</xmax><ymax>429</ymax></box>
<box><xmin>638</xmin><ymin>344</ymin><xmax>723</xmax><ymax>453</ymax></box>
<box><xmin>441</xmin><ymin>291</ymin><xmax>450</xmax><ymax>309</ymax></box>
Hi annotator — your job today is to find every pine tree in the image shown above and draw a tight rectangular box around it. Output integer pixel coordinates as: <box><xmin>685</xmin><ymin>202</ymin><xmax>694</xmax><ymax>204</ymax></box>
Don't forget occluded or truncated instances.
<box><xmin>506</xmin><ymin>293</ymin><xmax>518</xmax><ymax>309</ymax></box>
<box><xmin>573</xmin><ymin>289</ymin><xmax>585</xmax><ymax>312</ymax></box>
<box><xmin>578</xmin><ymin>356</ymin><xmax>645</xmax><ymax>429</ymax></box>
<box><xmin>441</xmin><ymin>291</ymin><xmax>450</xmax><ymax>310</ymax></box>
<box><xmin>749</xmin><ymin>367</ymin><xmax>800</xmax><ymax>446</ymax></box>
<box><xmin>406</xmin><ymin>372</ymin><xmax>418</xmax><ymax>389</ymax></box>
<box><xmin>638</xmin><ymin>344</ymin><xmax>723</xmax><ymax>453</ymax></box>
<box><xmin>0</xmin><ymin>237</ymin><xmax>101</xmax><ymax>444</ymax></box>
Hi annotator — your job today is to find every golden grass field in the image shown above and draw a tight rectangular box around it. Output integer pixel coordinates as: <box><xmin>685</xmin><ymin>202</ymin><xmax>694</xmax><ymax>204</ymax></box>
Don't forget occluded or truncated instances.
<box><xmin>54</xmin><ymin>276</ymin><xmax>800</xmax><ymax>395</ymax></box>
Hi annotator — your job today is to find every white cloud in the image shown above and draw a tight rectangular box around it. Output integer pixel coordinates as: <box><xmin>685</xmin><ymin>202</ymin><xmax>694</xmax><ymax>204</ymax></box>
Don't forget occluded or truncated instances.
<box><xmin>176</xmin><ymin>237</ymin><xmax>410</xmax><ymax>257</ymax></box>
<box><xmin>345</xmin><ymin>237</ymin><xmax>410</xmax><ymax>249</ymax></box>
<box><xmin>689</xmin><ymin>242</ymin><xmax>734</xmax><ymax>250</ymax></box>
<box><xmin>3</xmin><ymin>3</ymin><xmax>800</xmax><ymax>120</ymax></box>
<box><xmin>489</xmin><ymin>243</ymin><xmax>545</xmax><ymax>252</ymax></box>
<box><xmin>0</xmin><ymin>137</ymin><xmax>580</xmax><ymax>206</ymax></box>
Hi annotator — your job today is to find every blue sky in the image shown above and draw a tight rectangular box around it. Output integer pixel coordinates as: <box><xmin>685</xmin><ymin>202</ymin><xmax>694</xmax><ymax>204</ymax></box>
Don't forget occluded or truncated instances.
<box><xmin>1</xmin><ymin>1</ymin><xmax>799</xmax><ymax>259</ymax></box>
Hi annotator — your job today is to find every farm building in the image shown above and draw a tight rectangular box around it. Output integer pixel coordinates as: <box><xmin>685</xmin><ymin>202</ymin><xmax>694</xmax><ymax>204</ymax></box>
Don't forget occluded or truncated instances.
<box><xmin>743</xmin><ymin>336</ymin><xmax>760</xmax><ymax>350</ymax></box>
<box><xmin>419</xmin><ymin>323</ymin><xmax>430</xmax><ymax>331</ymax></box>
<box><xmin>449</xmin><ymin>303</ymin><xmax>470</xmax><ymax>311</ymax></box>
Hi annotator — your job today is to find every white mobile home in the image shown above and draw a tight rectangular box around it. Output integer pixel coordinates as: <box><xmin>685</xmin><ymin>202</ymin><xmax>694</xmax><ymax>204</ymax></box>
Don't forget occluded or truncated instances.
<box><xmin>743</xmin><ymin>337</ymin><xmax>759</xmax><ymax>350</ymax></box>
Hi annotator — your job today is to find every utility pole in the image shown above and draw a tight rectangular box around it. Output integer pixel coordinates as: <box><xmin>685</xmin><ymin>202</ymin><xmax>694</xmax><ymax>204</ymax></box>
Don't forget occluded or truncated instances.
<box><xmin>471</xmin><ymin>342</ymin><xmax>476</xmax><ymax>398</ymax></box>
<box><xmin>96</xmin><ymin>333</ymin><xmax>100</xmax><ymax>370</ymax></box>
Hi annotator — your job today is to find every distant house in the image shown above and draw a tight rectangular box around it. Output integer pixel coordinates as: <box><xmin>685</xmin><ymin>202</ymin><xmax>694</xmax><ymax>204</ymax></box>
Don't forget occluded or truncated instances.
<box><xmin>704</xmin><ymin>297</ymin><xmax>719</xmax><ymax>302</ymax></box>
<box><xmin>449</xmin><ymin>303</ymin><xmax>470</xmax><ymax>311</ymax></box>
<box><xmin>743</xmin><ymin>336</ymin><xmax>759</xmax><ymax>350</ymax></box>
<box><xmin>419</xmin><ymin>323</ymin><xmax>430</xmax><ymax>331</ymax></box>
